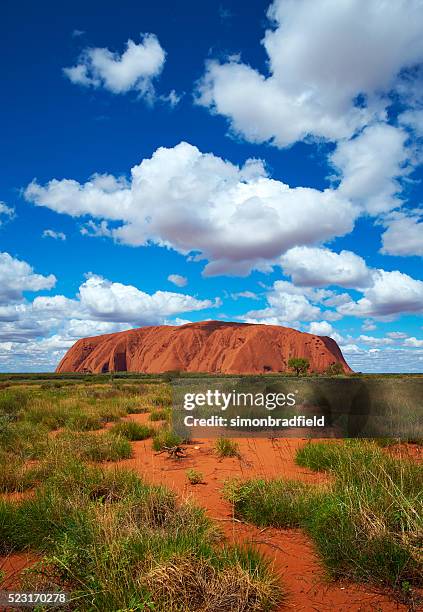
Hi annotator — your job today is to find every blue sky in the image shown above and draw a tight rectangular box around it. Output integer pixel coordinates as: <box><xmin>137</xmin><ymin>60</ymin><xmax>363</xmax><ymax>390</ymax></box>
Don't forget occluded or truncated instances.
<box><xmin>1</xmin><ymin>0</ymin><xmax>422</xmax><ymax>372</ymax></box>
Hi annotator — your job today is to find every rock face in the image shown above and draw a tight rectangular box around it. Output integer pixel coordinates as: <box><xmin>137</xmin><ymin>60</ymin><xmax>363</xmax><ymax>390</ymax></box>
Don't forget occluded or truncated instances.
<box><xmin>56</xmin><ymin>321</ymin><xmax>352</xmax><ymax>375</ymax></box>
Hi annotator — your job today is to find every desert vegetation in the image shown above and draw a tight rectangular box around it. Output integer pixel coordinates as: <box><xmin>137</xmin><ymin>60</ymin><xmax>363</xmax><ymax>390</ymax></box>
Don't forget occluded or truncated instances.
<box><xmin>224</xmin><ymin>440</ymin><xmax>422</xmax><ymax>602</ymax></box>
<box><xmin>0</xmin><ymin>379</ymin><xmax>281</xmax><ymax>611</ymax></box>
<box><xmin>0</xmin><ymin>374</ymin><xmax>421</xmax><ymax>609</ymax></box>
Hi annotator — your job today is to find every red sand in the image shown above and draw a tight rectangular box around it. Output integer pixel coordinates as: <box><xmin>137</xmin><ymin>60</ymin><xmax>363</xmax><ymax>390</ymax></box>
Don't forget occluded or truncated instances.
<box><xmin>56</xmin><ymin>320</ymin><xmax>352</xmax><ymax>375</ymax></box>
<box><xmin>0</xmin><ymin>552</ymin><xmax>39</xmax><ymax>590</ymax></box>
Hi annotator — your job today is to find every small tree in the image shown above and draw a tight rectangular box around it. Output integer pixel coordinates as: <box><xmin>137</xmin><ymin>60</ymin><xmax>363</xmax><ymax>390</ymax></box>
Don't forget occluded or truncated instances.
<box><xmin>326</xmin><ymin>362</ymin><xmax>343</xmax><ymax>376</ymax></box>
<box><xmin>288</xmin><ymin>357</ymin><xmax>310</xmax><ymax>376</ymax></box>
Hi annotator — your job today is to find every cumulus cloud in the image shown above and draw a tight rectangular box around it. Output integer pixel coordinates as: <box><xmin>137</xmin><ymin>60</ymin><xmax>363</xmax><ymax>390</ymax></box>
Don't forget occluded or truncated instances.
<box><xmin>330</xmin><ymin>124</ymin><xmax>411</xmax><ymax>214</ymax></box>
<box><xmin>280</xmin><ymin>246</ymin><xmax>372</xmax><ymax>288</ymax></box>
<box><xmin>25</xmin><ymin>142</ymin><xmax>356</xmax><ymax>276</ymax></box>
<box><xmin>196</xmin><ymin>0</ymin><xmax>423</xmax><ymax>147</ymax></box>
<box><xmin>168</xmin><ymin>274</ymin><xmax>188</xmax><ymax>287</ymax></box>
<box><xmin>63</xmin><ymin>33</ymin><xmax>166</xmax><ymax>98</ymax></box>
<box><xmin>404</xmin><ymin>336</ymin><xmax>423</xmax><ymax>347</ymax></box>
<box><xmin>77</xmin><ymin>274</ymin><xmax>218</xmax><ymax>324</ymax></box>
<box><xmin>387</xmin><ymin>331</ymin><xmax>408</xmax><ymax>339</ymax></box>
<box><xmin>380</xmin><ymin>210</ymin><xmax>423</xmax><ymax>256</ymax></box>
<box><xmin>241</xmin><ymin>281</ymin><xmax>324</xmax><ymax>325</ymax></box>
<box><xmin>42</xmin><ymin>229</ymin><xmax>66</xmax><ymax>241</ymax></box>
<box><xmin>362</xmin><ymin>319</ymin><xmax>376</xmax><ymax>331</ymax></box>
<box><xmin>338</xmin><ymin>269</ymin><xmax>423</xmax><ymax>318</ymax></box>
<box><xmin>0</xmin><ymin>252</ymin><xmax>56</xmax><ymax>303</ymax></box>
<box><xmin>308</xmin><ymin>320</ymin><xmax>333</xmax><ymax>336</ymax></box>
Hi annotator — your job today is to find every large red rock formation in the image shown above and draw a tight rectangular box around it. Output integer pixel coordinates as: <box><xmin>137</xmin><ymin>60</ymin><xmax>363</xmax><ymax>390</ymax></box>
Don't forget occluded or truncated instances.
<box><xmin>56</xmin><ymin>321</ymin><xmax>352</xmax><ymax>374</ymax></box>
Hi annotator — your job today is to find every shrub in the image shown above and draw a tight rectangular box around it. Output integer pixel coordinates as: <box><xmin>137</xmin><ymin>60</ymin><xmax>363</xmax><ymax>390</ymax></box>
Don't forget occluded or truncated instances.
<box><xmin>0</xmin><ymin>451</ymin><xmax>49</xmax><ymax>492</ymax></box>
<box><xmin>228</xmin><ymin>440</ymin><xmax>423</xmax><ymax>593</ymax></box>
<box><xmin>288</xmin><ymin>357</ymin><xmax>310</xmax><ymax>376</ymax></box>
<box><xmin>152</xmin><ymin>429</ymin><xmax>182</xmax><ymax>451</ymax></box>
<box><xmin>215</xmin><ymin>438</ymin><xmax>240</xmax><ymax>458</ymax></box>
<box><xmin>186</xmin><ymin>469</ymin><xmax>204</xmax><ymax>485</ymax></box>
<box><xmin>325</xmin><ymin>362</ymin><xmax>344</xmax><ymax>376</ymax></box>
<box><xmin>66</xmin><ymin>411</ymin><xmax>103</xmax><ymax>431</ymax></box>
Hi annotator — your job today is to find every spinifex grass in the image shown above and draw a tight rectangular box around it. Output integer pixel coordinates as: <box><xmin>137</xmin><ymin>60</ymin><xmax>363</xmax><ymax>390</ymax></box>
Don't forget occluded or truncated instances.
<box><xmin>149</xmin><ymin>408</ymin><xmax>170</xmax><ymax>422</ymax></box>
<box><xmin>215</xmin><ymin>437</ymin><xmax>240</xmax><ymax>458</ymax></box>
<box><xmin>110</xmin><ymin>420</ymin><xmax>154</xmax><ymax>441</ymax></box>
<box><xmin>223</xmin><ymin>478</ymin><xmax>318</xmax><ymax>528</ymax></box>
<box><xmin>152</xmin><ymin>428</ymin><xmax>183</xmax><ymax>451</ymax></box>
<box><xmin>0</xmin><ymin>381</ymin><xmax>282</xmax><ymax>610</ymax></box>
<box><xmin>47</xmin><ymin>431</ymin><xmax>132</xmax><ymax>462</ymax></box>
<box><xmin>186</xmin><ymin>469</ymin><xmax>204</xmax><ymax>485</ymax></box>
<box><xmin>0</xmin><ymin>451</ymin><xmax>47</xmax><ymax>493</ymax></box>
<box><xmin>224</xmin><ymin>440</ymin><xmax>423</xmax><ymax>594</ymax></box>
<box><xmin>1</xmin><ymin>461</ymin><xmax>282</xmax><ymax>611</ymax></box>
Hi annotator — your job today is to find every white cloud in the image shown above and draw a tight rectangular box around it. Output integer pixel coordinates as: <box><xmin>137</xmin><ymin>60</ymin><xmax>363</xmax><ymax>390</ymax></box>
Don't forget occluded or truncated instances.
<box><xmin>231</xmin><ymin>291</ymin><xmax>259</xmax><ymax>300</ymax></box>
<box><xmin>280</xmin><ymin>246</ymin><xmax>372</xmax><ymax>288</ymax></box>
<box><xmin>403</xmin><ymin>336</ymin><xmax>423</xmax><ymax>348</ymax></box>
<box><xmin>338</xmin><ymin>269</ymin><xmax>423</xmax><ymax>318</ymax></box>
<box><xmin>362</xmin><ymin>319</ymin><xmax>376</xmax><ymax>331</ymax></box>
<box><xmin>330</xmin><ymin>123</ymin><xmax>410</xmax><ymax>214</ymax></box>
<box><xmin>43</xmin><ymin>229</ymin><xmax>66</xmax><ymax>241</ymax></box>
<box><xmin>0</xmin><ymin>202</ymin><xmax>14</xmax><ymax>224</ymax></box>
<box><xmin>25</xmin><ymin>142</ymin><xmax>356</xmax><ymax>277</ymax></box>
<box><xmin>387</xmin><ymin>331</ymin><xmax>408</xmax><ymax>339</ymax></box>
<box><xmin>196</xmin><ymin>0</ymin><xmax>423</xmax><ymax>147</ymax></box>
<box><xmin>78</xmin><ymin>274</ymin><xmax>218</xmax><ymax>324</ymax></box>
<box><xmin>345</xmin><ymin>347</ymin><xmax>423</xmax><ymax>373</ymax></box>
<box><xmin>168</xmin><ymin>274</ymin><xmax>188</xmax><ymax>287</ymax></box>
<box><xmin>241</xmin><ymin>280</ymin><xmax>322</xmax><ymax>325</ymax></box>
<box><xmin>0</xmin><ymin>252</ymin><xmax>56</xmax><ymax>303</ymax></box>
<box><xmin>358</xmin><ymin>334</ymin><xmax>394</xmax><ymax>346</ymax></box>
<box><xmin>340</xmin><ymin>343</ymin><xmax>363</xmax><ymax>355</ymax></box>
<box><xmin>308</xmin><ymin>320</ymin><xmax>333</xmax><ymax>336</ymax></box>
<box><xmin>64</xmin><ymin>319</ymin><xmax>131</xmax><ymax>339</ymax></box>
<box><xmin>399</xmin><ymin>109</ymin><xmax>423</xmax><ymax>138</ymax></box>
<box><xmin>159</xmin><ymin>89</ymin><xmax>183</xmax><ymax>107</ymax></box>
<box><xmin>80</xmin><ymin>220</ymin><xmax>113</xmax><ymax>238</ymax></box>
<box><xmin>63</xmin><ymin>33</ymin><xmax>166</xmax><ymax>98</ymax></box>
<box><xmin>380</xmin><ymin>210</ymin><xmax>423</xmax><ymax>256</ymax></box>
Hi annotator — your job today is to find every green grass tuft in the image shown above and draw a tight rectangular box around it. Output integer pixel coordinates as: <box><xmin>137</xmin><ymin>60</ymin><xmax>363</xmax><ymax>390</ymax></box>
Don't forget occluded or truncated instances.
<box><xmin>148</xmin><ymin>408</ymin><xmax>169</xmax><ymax>422</ymax></box>
<box><xmin>110</xmin><ymin>420</ymin><xmax>154</xmax><ymax>441</ymax></box>
<box><xmin>215</xmin><ymin>437</ymin><xmax>240</xmax><ymax>458</ymax></box>
<box><xmin>152</xmin><ymin>429</ymin><xmax>182</xmax><ymax>451</ymax></box>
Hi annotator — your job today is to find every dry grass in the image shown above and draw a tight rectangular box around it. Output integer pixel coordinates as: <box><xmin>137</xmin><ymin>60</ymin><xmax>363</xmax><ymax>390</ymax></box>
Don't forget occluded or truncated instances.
<box><xmin>142</xmin><ymin>551</ymin><xmax>282</xmax><ymax>612</ymax></box>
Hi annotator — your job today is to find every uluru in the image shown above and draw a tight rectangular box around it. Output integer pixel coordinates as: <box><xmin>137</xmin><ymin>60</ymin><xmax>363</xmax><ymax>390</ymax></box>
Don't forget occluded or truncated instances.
<box><xmin>56</xmin><ymin>321</ymin><xmax>352</xmax><ymax>375</ymax></box>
